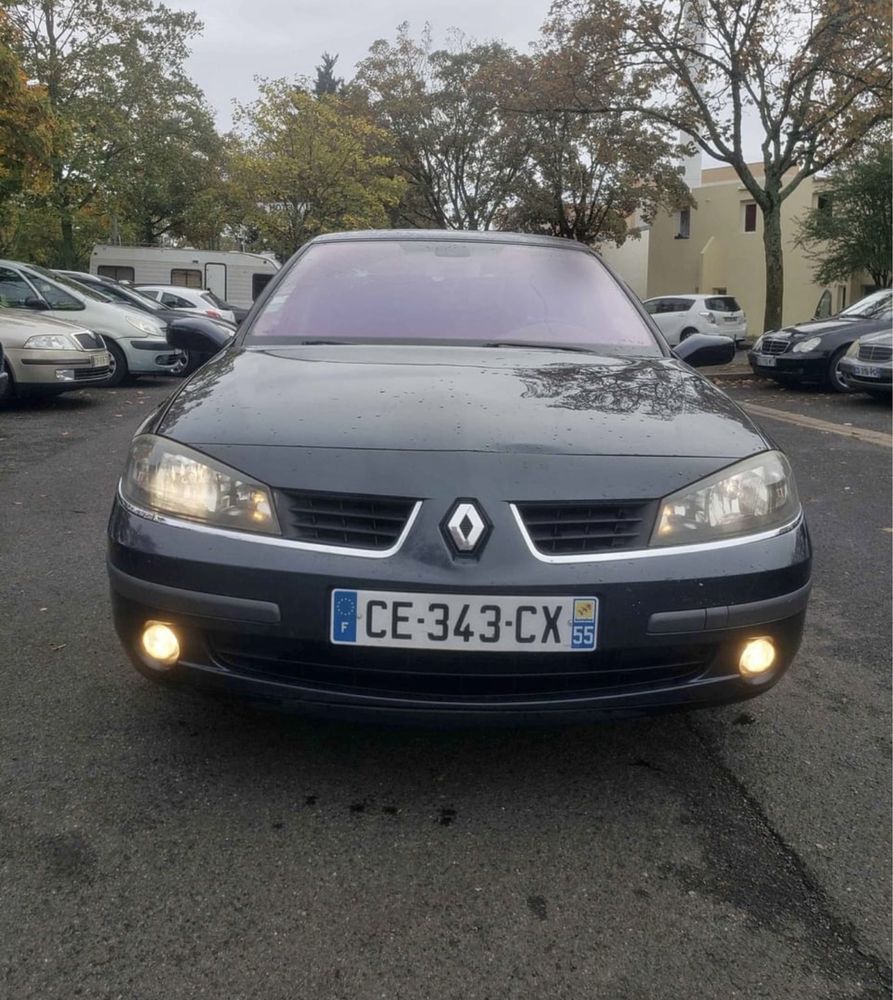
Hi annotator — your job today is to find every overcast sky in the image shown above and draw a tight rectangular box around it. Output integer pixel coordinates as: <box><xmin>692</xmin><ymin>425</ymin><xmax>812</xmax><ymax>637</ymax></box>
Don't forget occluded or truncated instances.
<box><xmin>166</xmin><ymin>0</ymin><xmax>550</xmax><ymax>129</ymax></box>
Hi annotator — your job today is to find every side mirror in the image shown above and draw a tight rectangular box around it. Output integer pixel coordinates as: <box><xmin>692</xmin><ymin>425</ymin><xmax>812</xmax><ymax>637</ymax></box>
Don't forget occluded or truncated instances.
<box><xmin>23</xmin><ymin>296</ymin><xmax>49</xmax><ymax>311</ymax></box>
<box><xmin>673</xmin><ymin>333</ymin><xmax>735</xmax><ymax>368</ymax></box>
<box><xmin>166</xmin><ymin>316</ymin><xmax>232</xmax><ymax>356</ymax></box>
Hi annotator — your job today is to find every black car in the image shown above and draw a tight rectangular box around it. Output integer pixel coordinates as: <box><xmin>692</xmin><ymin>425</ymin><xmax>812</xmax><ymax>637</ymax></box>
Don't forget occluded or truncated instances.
<box><xmin>748</xmin><ymin>290</ymin><xmax>893</xmax><ymax>391</ymax></box>
<box><xmin>107</xmin><ymin>230</ymin><xmax>811</xmax><ymax>724</ymax></box>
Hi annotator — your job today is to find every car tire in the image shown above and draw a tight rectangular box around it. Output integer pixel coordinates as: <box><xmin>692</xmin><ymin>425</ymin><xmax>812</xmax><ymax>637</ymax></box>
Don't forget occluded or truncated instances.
<box><xmin>103</xmin><ymin>340</ymin><xmax>129</xmax><ymax>387</ymax></box>
<box><xmin>826</xmin><ymin>345</ymin><xmax>852</xmax><ymax>393</ymax></box>
<box><xmin>0</xmin><ymin>357</ymin><xmax>15</xmax><ymax>401</ymax></box>
<box><xmin>679</xmin><ymin>327</ymin><xmax>698</xmax><ymax>342</ymax></box>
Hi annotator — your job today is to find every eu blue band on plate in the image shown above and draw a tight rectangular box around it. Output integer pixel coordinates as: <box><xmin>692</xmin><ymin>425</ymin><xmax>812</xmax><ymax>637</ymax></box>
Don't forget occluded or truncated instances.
<box><xmin>332</xmin><ymin>590</ymin><xmax>358</xmax><ymax>643</ymax></box>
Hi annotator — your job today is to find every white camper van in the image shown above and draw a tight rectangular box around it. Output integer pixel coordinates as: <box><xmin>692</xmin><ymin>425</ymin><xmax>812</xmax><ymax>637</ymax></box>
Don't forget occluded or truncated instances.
<box><xmin>89</xmin><ymin>245</ymin><xmax>280</xmax><ymax>310</ymax></box>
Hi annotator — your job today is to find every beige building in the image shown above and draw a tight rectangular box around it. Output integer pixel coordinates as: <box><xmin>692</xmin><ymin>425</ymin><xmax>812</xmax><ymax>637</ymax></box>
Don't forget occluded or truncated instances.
<box><xmin>643</xmin><ymin>163</ymin><xmax>871</xmax><ymax>339</ymax></box>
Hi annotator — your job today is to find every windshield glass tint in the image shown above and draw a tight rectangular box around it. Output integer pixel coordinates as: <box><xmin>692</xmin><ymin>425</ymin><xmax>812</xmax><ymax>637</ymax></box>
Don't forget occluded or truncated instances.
<box><xmin>246</xmin><ymin>240</ymin><xmax>660</xmax><ymax>355</ymax></box>
<box><xmin>33</xmin><ymin>266</ymin><xmax>110</xmax><ymax>302</ymax></box>
<box><xmin>840</xmin><ymin>290</ymin><xmax>893</xmax><ymax>318</ymax></box>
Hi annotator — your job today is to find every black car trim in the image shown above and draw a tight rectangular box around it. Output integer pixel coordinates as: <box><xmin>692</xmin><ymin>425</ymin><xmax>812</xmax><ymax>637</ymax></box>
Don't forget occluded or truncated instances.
<box><xmin>108</xmin><ymin>563</ymin><xmax>281</xmax><ymax>624</ymax></box>
<box><xmin>647</xmin><ymin>582</ymin><xmax>811</xmax><ymax>635</ymax></box>
<box><xmin>510</xmin><ymin>504</ymin><xmax>804</xmax><ymax>563</ymax></box>
<box><xmin>117</xmin><ymin>486</ymin><xmax>423</xmax><ymax>559</ymax></box>
<box><xmin>19</xmin><ymin>357</ymin><xmax>98</xmax><ymax>366</ymax></box>
<box><xmin>130</xmin><ymin>339</ymin><xmax>177</xmax><ymax>351</ymax></box>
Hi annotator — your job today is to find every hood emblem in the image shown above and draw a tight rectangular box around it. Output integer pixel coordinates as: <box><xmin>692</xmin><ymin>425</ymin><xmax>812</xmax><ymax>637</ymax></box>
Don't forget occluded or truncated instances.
<box><xmin>443</xmin><ymin>500</ymin><xmax>490</xmax><ymax>555</ymax></box>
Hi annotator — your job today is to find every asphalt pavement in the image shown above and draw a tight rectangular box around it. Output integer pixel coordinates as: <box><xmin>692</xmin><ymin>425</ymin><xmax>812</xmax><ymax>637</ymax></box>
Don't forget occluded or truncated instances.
<box><xmin>0</xmin><ymin>375</ymin><xmax>890</xmax><ymax>999</ymax></box>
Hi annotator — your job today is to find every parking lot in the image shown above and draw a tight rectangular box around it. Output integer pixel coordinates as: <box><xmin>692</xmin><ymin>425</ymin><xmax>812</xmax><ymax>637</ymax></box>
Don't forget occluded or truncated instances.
<box><xmin>0</xmin><ymin>375</ymin><xmax>890</xmax><ymax>999</ymax></box>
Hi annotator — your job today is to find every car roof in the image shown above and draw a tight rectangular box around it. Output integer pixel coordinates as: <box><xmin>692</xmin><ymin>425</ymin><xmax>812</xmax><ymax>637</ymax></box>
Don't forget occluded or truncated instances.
<box><xmin>308</xmin><ymin>229</ymin><xmax>592</xmax><ymax>252</ymax></box>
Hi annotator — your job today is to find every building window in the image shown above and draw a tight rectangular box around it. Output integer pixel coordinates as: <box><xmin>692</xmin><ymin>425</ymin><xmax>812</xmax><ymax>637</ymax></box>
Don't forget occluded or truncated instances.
<box><xmin>743</xmin><ymin>202</ymin><xmax>758</xmax><ymax>232</ymax></box>
<box><xmin>171</xmin><ymin>268</ymin><xmax>202</xmax><ymax>288</ymax></box>
<box><xmin>676</xmin><ymin>208</ymin><xmax>691</xmax><ymax>239</ymax></box>
<box><xmin>837</xmin><ymin>285</ymin><xmax>847</xmax><ymax>312</ymax></box>
<box><xmin>815</xmin><ymin>194</ymin><xmax>832</xmax><ymax>215</ymax></box>
<box><xmin>97</xmin><ymin>265</ymin><xmax>135</xmax><ymax>282</ymax></box>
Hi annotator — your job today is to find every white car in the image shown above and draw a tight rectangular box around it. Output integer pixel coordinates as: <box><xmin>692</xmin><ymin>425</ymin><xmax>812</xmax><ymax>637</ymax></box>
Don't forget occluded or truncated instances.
<box><xmin>136</xmin><ymin>285</ymin><xmax>237</xmax><ymax>324</ymax></box>
<box><xmin>0</xmin><ymin>260</ymin><xmax>181</xmax><ymax>386</ymax></box>
<box><xmin>643</xmin><ymin>294</ymin><xmax>747</xmax><ymax>346</ymax></box>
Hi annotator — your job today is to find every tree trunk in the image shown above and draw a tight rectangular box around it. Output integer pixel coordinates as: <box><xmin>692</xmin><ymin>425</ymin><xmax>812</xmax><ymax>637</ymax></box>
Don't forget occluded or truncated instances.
<box><xmin>761</xmin><ymin>200</ymin><xmax>784</xmax><ymax>332</ymax></box>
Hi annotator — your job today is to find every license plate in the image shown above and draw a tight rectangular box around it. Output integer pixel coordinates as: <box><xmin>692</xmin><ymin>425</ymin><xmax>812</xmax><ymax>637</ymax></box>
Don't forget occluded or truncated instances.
<box><xmin>724</xmin><ymin>315</ymin><xmax>738</xmax><ymax>322</ymax></box>
<box><xmin>755</xmin><ymin>355</ymin><xmax>777</xmax><ymax>367</ymax></box>
<box><xmin>851</xmin><ymin>364</ymin><xmax>881</xmax><ymax>378</ymax></box>
<box><xmin>92</xmin><ymin>351</ymin><xmax>109</xmax><ymax>367</ymax></box>
<box><xmin>330</xmin><ymin>590</ymin><xmax>598</xmax><ymax>652</ymax></box>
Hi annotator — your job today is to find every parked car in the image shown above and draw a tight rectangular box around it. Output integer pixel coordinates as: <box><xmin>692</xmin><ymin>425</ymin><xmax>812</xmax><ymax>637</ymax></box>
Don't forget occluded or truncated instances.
<box><xmin>748</xmin><ymin>290</ymin><xmax>893</xmax><ymax>392</ymax></box>
<box><xmin>838</xmin><ymin>329</ymin><xmax>892</xmax><ymax>398</ymax></box>
<box><xmin>0</xmin><ymin>260</ymin><xmax>180</xmax><ymax>386</ymax></box>
<box><xmin>135</xmin><ymin>285</ymin><xmax>239</xmax><ymax>324</ymax></box>
<box><xmin>0</xmin><ymin>310</ymin><xmax>110</xmax><ymax>400</ymax></box>
<box><xmin>108</xmin><ymin>230</ymin><xmax>810</xmax><ymax>725</ymax></box>
<box><xmin>642</xmin><ymin>294</ymin><xmax>747</xmax><ymax>346</ymax></box>
<box><xmin>56</xmin><ymin>270</ymin><xmax>236</xmax><ymax>375</ymax></box>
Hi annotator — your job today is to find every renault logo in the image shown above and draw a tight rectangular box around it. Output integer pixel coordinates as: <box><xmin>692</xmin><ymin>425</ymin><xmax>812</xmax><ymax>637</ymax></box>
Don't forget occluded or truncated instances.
<box><xmin>442</xmin><ymin>500</ymin><xmax>490</xmax><ymax>555</ymax></box>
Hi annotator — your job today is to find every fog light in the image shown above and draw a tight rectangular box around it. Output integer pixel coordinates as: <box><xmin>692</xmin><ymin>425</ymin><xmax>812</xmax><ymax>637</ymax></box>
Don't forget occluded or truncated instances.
<box><xmin>55</xmin><ymin>369</ymin><xmax>76</xmax><ymax>382</ymax></box>
<box><xmin>141</xmin><ymin>622</ymin><xmax>180</xmax><ymax>667</ymax></box>
<box><xmin>739</xmin><ymin>637</ymin><xmax>776</xmax><ymax>677</ymax></box>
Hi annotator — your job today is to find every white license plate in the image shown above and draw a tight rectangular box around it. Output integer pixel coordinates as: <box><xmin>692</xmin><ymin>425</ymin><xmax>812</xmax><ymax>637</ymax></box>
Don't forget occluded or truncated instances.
<box><xmin>724</xmin><ymin>315</ymin><xmax>739</xmax><ymax>322</ymax></box>
<box><xmin>756</xmin><ymin>355</ymin><xmax>777</xmax><ymax>367</ymax></box>
<box><xmin>92</xmin><ymin>351</ymin><xmax>110</xmax><ymax>367</ymax></box>
<box><xmin>330</xmin><ymin>590</ymin><xmax>598</xmax><ymax>652</ymax></box>
<box><xmin>851</xmin><ymin>364</ymin><xmax>882</xmax><ymax>378</ymax></box>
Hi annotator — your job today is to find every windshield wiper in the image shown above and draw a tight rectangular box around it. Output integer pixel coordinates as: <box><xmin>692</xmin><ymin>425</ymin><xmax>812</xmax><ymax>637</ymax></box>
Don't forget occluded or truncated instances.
<box><xmin>481</xmin><ymin>341</ymin><xmax>599</xmax><ymax>355</ymax></box>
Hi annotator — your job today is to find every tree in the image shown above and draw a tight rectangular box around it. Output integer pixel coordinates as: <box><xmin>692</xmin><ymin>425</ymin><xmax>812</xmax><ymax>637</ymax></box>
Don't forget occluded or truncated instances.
<box><xmin>546</xmin><ymin>0</ymin><xmax>892</xmax><ymax>331</ymax></box>
<box><xmin>5</xmin><ymin>0</ymin><xmax>209</xmax><ymax>266</ymax></box>
<box><xmin>500</xmin><ymin>51</ymin><xmax>690</xmax><ymax>243</ymax></box>
<box><xmin>797</xmin><ymin>132</ymin><xmax>892</xmax><ymax>289</ymax></box>
<box><xmin>314</xmin><ymin>52</ymin><xmax>344</xmax><ymax>97</ymax></box>
<box><xmin>229</xmin><ymin>79</ymin><xmax>405</xmax><ymax>259</ymax></box>
<box><xmin>357</xmin><ymin>25</ymin><xmax>530</xmax><ymax>230</ymax></box>
<box><xmin>0</xmin><ymin>10</ymin><xmax>54</xmax><ymax>248</ymax></box>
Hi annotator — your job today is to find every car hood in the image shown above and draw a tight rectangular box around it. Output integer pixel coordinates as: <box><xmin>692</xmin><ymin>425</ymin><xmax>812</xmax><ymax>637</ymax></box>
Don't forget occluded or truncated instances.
<box><xmin>155</xmin><ymin>345</ymin><xmax>767</xmax><ymax>462</ymax></box>
<box><xmin>774</xmin><ymin>315</ymin><xmax>889</xmax><ymax>340</ymax></box>
<box><xmin>0</xmin><ymin>308</ymin><xmax>92</xmax><ymax>342</ymax></box>
<box><xmin>856</xmin><ymin>329</ymin><xmax>893</xmax><ymax>348</ymax></box>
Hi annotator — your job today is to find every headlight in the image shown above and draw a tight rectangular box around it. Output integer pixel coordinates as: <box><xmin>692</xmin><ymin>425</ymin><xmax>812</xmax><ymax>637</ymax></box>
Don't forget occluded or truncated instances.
<box><xmin>846</xmin><ymin>340</ymin><xmax>860</xmax><ymax>357</ymax></box>
<box><xmin>125</xmin><ymin>313</ymin><xmax>162</xmax><ymax>336</ymax></box>
<box><xmin>792</xmin><ymin>337</ymin><xmax>821</xmax><ymax>353</ymax></box>
<box><xmin>652</xmin><ymin>451</ymin><xmax>800</xmax><ymax>547</ymax></box>
<box><xmin>23</xmin><ymin>333</ymin><xmax>77</xmax><ymax>350</ymax></box>
<box><xmin>121</xmin><ymin>434</ymin><xmax>280</xmax><ymax>535</ymax></box>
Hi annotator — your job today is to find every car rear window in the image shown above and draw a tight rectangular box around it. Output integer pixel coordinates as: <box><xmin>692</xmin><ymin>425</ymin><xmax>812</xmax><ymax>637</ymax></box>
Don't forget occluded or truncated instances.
<box><xmin>246</xmin><ymin>240</ymin><xmax>660</xmax><ymax>355</ymax></box>
<box><xmin>705</xmin><ymin>296</ymin><xmax>741</xmax><ymax>312</ymax></box>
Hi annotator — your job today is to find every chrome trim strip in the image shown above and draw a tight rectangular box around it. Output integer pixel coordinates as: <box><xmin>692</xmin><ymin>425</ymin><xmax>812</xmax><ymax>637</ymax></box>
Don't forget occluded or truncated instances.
<box><xmin>509</xmin><ymin>504</ymin><xmax>803</xmax><ymax>564</ymax></box>
<box><xmin>117</xmin><ymin>485</ymin><xmax>422</xmax><ymax>559</ymax></box>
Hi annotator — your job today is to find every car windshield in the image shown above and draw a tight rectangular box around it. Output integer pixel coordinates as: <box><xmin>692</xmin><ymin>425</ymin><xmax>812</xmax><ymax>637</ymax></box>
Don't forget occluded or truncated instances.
<box><xmin>840</xmin><ymin>290</ymin><xmax>893</xmax><ymax>319</ymax></box>
<box><xmin>246</xmin><ymin>240</ymin><xmax>661</xmax><ymax>356</ymax></box>
<box><xmin>32</xmin><ymin>266</ymin><xmax>111</xmax><ymax>302</ymax></box>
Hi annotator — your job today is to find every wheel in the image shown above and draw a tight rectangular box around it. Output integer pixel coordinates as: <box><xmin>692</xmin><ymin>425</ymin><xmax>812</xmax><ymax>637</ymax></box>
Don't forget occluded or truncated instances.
<box><xmin>679</xmin><ymin>327</ymin><xmax>698</xmax><ymax>342</ymax></box>
<box><xmin>168</xmin><ymin>350</ymin><xmax>203</xmax><ymax>377</ymax></box>
<box><xmin>826</xmin><ymin>345</ymin><xmax>852</xmax><ymax>393</ymax></box>
<box><xmin>0</xmin><ymin>357</ymin><xmax>15</xmax><ymax>401</ymax></box>
<box><xmin>102</xmin><ymin>339</ymin><xmax>129</xmax><ymax>387</ymax></box>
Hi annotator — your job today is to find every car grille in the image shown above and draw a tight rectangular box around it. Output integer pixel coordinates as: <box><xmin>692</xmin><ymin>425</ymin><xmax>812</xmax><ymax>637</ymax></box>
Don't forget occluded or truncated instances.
<box><xmin>207</xmin><ymin>634</ymin><xmax>712</xmax><ymax>702</ymax></box>
<box><xmin>859</xmin><ymin>343</ymin><xmax>892</xmax><ymax>363</ymax></box>
<box><xmin>515</xmin><ymin>500</ymin><xmax>656</xmax><ymax>555</ymax></box>
<box><xmin>73</xmin><ymin>332</ymin><xmax>104</xmax><ymax>350</ymax></box>
<box><xmin>72</xmin><ymin>365</ymin><xmax>109</xmax><ymax>381</ymax></box>
<box><xmin>277</xmin><ymin>489</ymin><xmax>416</xmax><ymax>551</ymax></box>
<box><xmin>759</xmin><ymin>337</ymin><xmax>790</xmax><ymax>355</ymax></box>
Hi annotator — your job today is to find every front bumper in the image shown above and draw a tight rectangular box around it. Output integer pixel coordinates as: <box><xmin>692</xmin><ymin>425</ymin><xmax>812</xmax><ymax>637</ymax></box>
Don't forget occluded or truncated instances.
<box><xmin>108</xmin><ymin>495</ymin><xmax>812</xmax><ymax>724</ymax></box>
<box><xmin>838</xmin><ymin>356</ymin><xmax>892</xmax><ymax>392</ymax></box>
<box><xmin>748</xmin><ymin>350</ymin><xmax>829</xmax><ymax>382</ymax></box>
<box><xmin>119</xmin><ymin>337</ymin><xmax>184</xmax><ymax>374</ymax></box>
<box><xmin>8</xmin><ymin>347</ymin><xmax>110</xmax><ymax>390</ymax></box>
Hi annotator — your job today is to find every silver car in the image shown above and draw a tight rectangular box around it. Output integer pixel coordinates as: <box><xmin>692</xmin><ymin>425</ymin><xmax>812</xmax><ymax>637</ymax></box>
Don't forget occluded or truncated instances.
<box><xmin>0</xmin><ymin>310</ymin><xmax>110</xmax><ymax>399</ymax></box>
<box><xmin>0</xmin><ymin>260</ymin><xmax>182</xmax><ymax>385</ymax></box>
